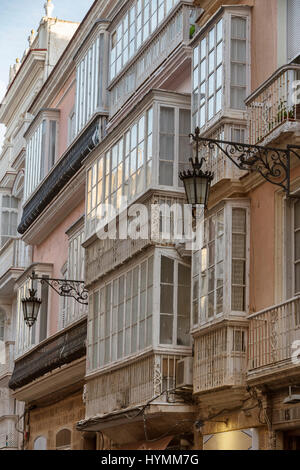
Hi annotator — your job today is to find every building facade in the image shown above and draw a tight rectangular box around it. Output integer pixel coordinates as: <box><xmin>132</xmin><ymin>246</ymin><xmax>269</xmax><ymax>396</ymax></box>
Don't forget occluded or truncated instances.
<box><xmin>1</xmin><ymin>0</ymin><xmax>300</xmax><ymax>450</ymax></box>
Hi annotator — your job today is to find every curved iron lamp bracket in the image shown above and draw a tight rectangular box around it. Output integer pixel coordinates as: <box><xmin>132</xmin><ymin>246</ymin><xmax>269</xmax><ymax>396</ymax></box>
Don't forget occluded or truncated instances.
<box><xmin>191</xmin><ymin>127</ymin><xmax>300</xmax><ymax>199</ymax></box>
<box><xmin>30</xmin><ymin>271</ymin><xmax>88</xmax><ymax>305</ymax></box>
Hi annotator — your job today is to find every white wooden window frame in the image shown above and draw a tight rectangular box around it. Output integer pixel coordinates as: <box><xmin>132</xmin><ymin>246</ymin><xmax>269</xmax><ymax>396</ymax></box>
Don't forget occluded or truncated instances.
<box><xmin>0</xmin><ymin>193</ymin><xmax>19</xmax><ymax>248</ymax></box>
<box><xmin>88</xmin><ymin>252</ymin><xmax>155</xmax><ymax>372</ymax></box>
<box><xmin>192</xmin><ymin>7</ymin><xmax>251</xmax><ymax>134</ymax></box>
<box><xmin>192</xmin><ymin>199</ymin><xmax>250</xmax><ymax>330</ymax></box>
<box><xmin>85</xmin><ymin>96</ymin><xmax>190</xmax><ymax>240</ymax></box>
<box><xmin>110</xmin><ymin>0</ymin><xmax>180</xmax><ymax>82</ymax></box>
<box><xmin>24</xmin><ymin>112</ymin><xmax>59</xmax><ymax>202</ymax></box>
<box><xmin>158</xmin><ymin>249</ymin><xmax>191</xmax><ymax>348</ymax></box>
<box><xmin>87</xmin><ymin>247</ymin><xmax>191</xmax><ymax>373</ymax></box>
<box><xmin>75</xmin><ymin>36</ymin><xmax>101</xmax><ymax>135</ymax></box>
<box><xmin>86</xmin><ymin>106</ymin><xmax>153</xmax><ymax>238</ymax></box>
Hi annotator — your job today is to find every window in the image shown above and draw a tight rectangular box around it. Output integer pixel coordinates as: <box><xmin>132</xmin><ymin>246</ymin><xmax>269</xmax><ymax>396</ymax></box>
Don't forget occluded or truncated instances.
<box><xmin>24</xmin><ymin>111</ymin><xmax>59</xmax><ymax>201</ymax></box>
<box><xmin>110</xmin><ymin>0</ymin><xmax>180</xmax><ymax>81</ymax></box>
<box><xmin>160</xmin><ymin>255</ymin><xmax>191</xmax><ymax>346</ymax></box>
<box><xmin>56</xmin><ymin>429</ymin><xmax>71</xmax><ymax>450</ymax></box>
<box><xmin>159</xmin><ymin>106</ymin><xmax>192</xmax><ymax>187</ymax></box>
<box><xmin>86</xmin><ymin>107</ymin><xmax>153</xmax><ymax>237</ymax></box>
<box><xmin>230</xmin><ymin>17</ymin><xmax>247</xmax><ymax>109</ymax></box>
<box><xmin>88</xmin><ymin>256</ymin><xmax>154</xmax><ymax>370</ymax></box>
<box><xmin>33</xmin><ymin>436</ymin><xmax>47</xmax><ymax>451</ymax></box>
<box><xmin>231</xmin><ymin>208</ymin><xmax>247</xmax><ymax>311</ymax></box>
<box><xmin>0</xmin><ymin>311</ymin><xmax>5</xmax><ymax>342</ymax></box>
<box><xmin>60</xmin><ymin>228</ymin><xmax>86</xmax><ymax>329</ymax></box>
<box><xmin>192</xmin><ymin>10</ymin><xmax>249</xmax><ymax>131</ymax></box>
<box><xmin>0</xmin><ymin>195</ymin><xmax>18</xmax><ymax>247</ymax></box>
<box><xmin>294</xmin><ymin>200</ymin><xmax>300</xmax><ymax>294</ymax></box>
<box><xmin>192</xmin><ymin>201</ymin><xmax>249</xmax><ymax>327</ymax></box>
<box><xmin>287</xmin><ymin>0</ymin><xmax>300</xmax><ymax>62</ymax></box>
<box><xmin>75</xmin><ymin>35</ymin><xmax>106</xmax><ymax>134</ymax></box>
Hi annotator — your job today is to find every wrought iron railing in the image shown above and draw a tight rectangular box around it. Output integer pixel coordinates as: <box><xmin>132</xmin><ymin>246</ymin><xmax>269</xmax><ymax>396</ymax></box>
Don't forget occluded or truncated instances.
<box><xmin>246</xmin><ymin>64</ymin><xmax>300</xmax><ymax>145</ymax></box>
<box><xmin>248</xmin><ymin>296</ymin><xmax>300</xmax><ymax>371</ymax></box>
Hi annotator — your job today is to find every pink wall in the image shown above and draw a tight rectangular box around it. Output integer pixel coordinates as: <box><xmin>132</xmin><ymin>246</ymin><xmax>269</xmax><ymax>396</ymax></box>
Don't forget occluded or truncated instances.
<box><xmin>249</xmin><ymin>164</ymin><xmax>300</xmax><ymax>313</ymax></box>
<box><xmin>33</xmin><ymin>200</ymin><xmax>85</xmax><ymax>336</ymax></box>
<box><xmin>250</xmin><ymin>0</ymin><xmax>278</xmax><ymax>92</ymax></box>
<box><xmin>50</xmin><ymin>72</ymin><xmax>76</xmax><ymax>160</ymax></box>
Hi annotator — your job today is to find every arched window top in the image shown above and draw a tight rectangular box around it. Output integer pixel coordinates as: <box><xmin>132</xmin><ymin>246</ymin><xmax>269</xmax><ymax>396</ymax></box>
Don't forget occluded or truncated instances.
<box><xmin>56</xmin><ymin>429</ymin><xmax>71</xmax><ymax>450</ymax></box>
<box><xmin>33</xmin><ymin>436</ymin><xmax>47</xmax><ymax>450</ymax></box>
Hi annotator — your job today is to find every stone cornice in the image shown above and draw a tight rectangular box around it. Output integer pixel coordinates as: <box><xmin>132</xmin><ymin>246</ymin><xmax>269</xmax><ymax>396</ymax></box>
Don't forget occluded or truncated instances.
<box><xmin>28</xmin><ymin>0</ymin><xmax>116</xmax><ymax>116</ymax></box>
<box><xmin>0</xmin><ymin>50</ymin><xmax>47</xmax><ymax>126</ymax></box>
<box><xmin>24</xmin><ymin>108</ymin><xmax>60</xmax><ymax>140</ymax></box>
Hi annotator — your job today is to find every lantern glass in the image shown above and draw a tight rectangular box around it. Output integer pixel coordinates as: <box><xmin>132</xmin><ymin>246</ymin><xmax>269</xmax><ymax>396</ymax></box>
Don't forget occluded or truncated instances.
<box><xmin>182</xmin><ymin>173</ymin><xmax>212</xmax><ymax>208</ymax></box>
<box><xmin>22</xmin><ymin>289</ymin><xmax>42</xmax><ymax>328</ymax></box>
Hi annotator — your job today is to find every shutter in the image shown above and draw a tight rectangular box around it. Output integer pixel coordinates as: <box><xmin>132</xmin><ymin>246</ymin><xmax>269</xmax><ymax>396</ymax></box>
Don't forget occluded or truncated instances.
<box><xmin>287</xmin><ymin>0</ymin><xmax>300</xmax><ymax>62</ymax></box>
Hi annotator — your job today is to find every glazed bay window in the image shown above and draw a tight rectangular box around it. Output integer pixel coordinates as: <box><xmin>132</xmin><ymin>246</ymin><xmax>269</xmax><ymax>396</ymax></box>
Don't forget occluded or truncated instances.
<box><xmin>192</xmin><ymin>201</ymin><xmax>249</xmax><ymax>327</ymax></box>
<box><xmin>192</xmin><ymin>7</ymin><xmax>250</xmax><ymax>132</ymax></box>
<box><xmin>110</xmin><ymin>0</ymin><xmax>180</xmax><ymax>81</ymax></box>
<box><xmin>88</xmin><ymin>256</ymin><xmax>154</xmax><ymax>370</ymax></box>
<box><xmin>0</xmin><ymin>194</ymin><xmax>18</xmax><ymax>247</ymax></box>
<box><xmin>86</xmin><ymin>95</ymin><xmax>191</xmax><ymax>238</ymax></box>
<box><xmin>87</xmin><ymin>250</ymin><xmax>191</xmax><ymax>372</ymax></box>
<box><xmin>86</xmin><ymin>107</ymin><xmax>153</xmax><ymax>237</ymax></box>
<box><xmin>160</xmin><ymin>255</ymin><xmax>191</xmax><ymax>346</ymax></box>
<box><xmin>75</xmin><ymin>31</ymin><xmax>109</xmax><ymax>135</ymax></box>
<box><xmin>159</xmin><ymin>107</ymin><xmax>191</xmax><ymax>187</ymax></box>
<box><xmin>24</xmin><ymin>110</ymin><xmax>60</xmax><ymax>202</ymax></box>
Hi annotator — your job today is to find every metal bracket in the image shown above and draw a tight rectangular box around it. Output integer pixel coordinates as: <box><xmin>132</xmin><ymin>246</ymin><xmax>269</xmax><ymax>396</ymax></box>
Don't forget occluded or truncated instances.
<box><xmin>191</xmin><ymin>127</ymin><xmax>300</xmax><ymax>199</ymax></box>
<box><xmin>31</xmin><ymin>271</ymin><xmax>88</xmax><ymax>305</ymax></box>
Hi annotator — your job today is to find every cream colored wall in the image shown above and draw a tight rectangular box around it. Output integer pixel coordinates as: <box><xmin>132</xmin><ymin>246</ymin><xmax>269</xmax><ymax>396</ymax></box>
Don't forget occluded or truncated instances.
<box><xmin>204</xmin><ymin>429</ymin><xmax>252</xmax><ymax>450</ymax></box>
<box><xmin>28</xmin><ymin>391</ymin><xmax>85</xmax><ymax>450</ymax></box>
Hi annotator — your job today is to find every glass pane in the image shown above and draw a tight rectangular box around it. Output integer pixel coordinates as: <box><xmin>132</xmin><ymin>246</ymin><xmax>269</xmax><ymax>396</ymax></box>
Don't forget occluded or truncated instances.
<box><xmin>161</xmin><ymin>256</ymin><xmax>174</xmax><ymax>283</ymax></box>
<box><xmin>295</xmin><ymin>263</ymin><xmax>300</xmax><ymax>294</ymax></box>
<box><xmin>160</xmin><ymin>134</ymin><xmax>174</xmax><ymax>160</ymax></box>
<box><xmin>160</xmin><ymin>285</ymin><xmax>174</xmax><ymax>313</ymax></box>
<box><xmin>160</xmin><ymin>315</ymin><xmax>173</xmax><ymax>344</ymax></box>
<box><xmin>232</xmin><ymin>208</ymin><xmax>246</xmax><ymax>232</ymax></box>
<box><xmin>232</xmin><ymin>260</ymin><xmax>245</xmax><ymax>285</ymax></box>
<box><xmin>178</xmin><ymin>286</ymin><xmax>190</xmax><ymax>317</ymax></box>
<box><xmin>177</xmin><ymin>316</ymin><xmax>190</xmax><ymax>346</ymax></box>
<box><xmin>159</xmin><ymin>161</ymin><xmax>173</xmax><ymax>185</ymax></box>
<box><xmin>231</xmin><ymin>17</ymin><xmax>246</xmax><ymax>40</ymax></box>
<box><xmin>232</xmin><ymin>286</ymin><xmax>245</xmax><ymax>311</ymax></box>
<box><xmin>295</xmin><ymin>202</ymin><xmax>300</xmax><ymax>229</ymax></box>
<box><xmin>160</xmin><ymin>107</ymin><xmax>175</xmax><ymax>133</ymax></box>
<box><xmin>232</xmin><ymin>234</ymin><xmax>246</xmax><ymax>258</ymax></box>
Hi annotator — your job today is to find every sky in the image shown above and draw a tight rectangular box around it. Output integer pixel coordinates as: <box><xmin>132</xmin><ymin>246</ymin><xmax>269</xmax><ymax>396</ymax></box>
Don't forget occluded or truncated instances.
<box><xmin>0</xmin><ymin>0</ymin><xmax>95</xmax><ymax>149</ymax></box>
